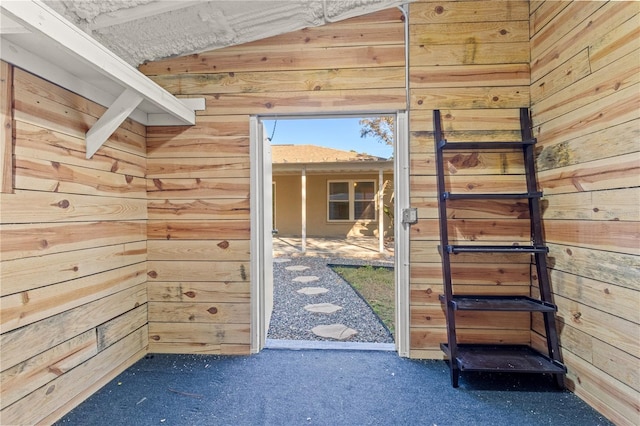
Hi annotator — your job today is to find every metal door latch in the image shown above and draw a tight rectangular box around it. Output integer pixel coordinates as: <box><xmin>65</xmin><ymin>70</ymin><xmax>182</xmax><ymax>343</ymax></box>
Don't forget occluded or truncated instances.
<box><xmin>401</xmin><ymin>208</ymin><xmax>418</xmax><ymax>224</ymax></box>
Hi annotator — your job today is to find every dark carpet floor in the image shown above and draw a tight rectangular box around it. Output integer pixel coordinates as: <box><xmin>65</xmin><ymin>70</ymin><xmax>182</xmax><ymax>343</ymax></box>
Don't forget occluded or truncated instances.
<box><xmin>56</xmin><ymin>349</ymin><xmax>612</xmax><ymax>426</ymax></box>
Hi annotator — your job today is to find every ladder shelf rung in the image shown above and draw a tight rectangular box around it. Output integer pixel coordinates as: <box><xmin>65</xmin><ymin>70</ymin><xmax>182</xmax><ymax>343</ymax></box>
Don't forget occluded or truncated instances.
<box><xmin>438</xmin><ymin>295</ymin><xmax>557</xmax><ymax>312</ymax></box>
<box><xmin>443</xmin><ymin>192</ymin><xmax>542</xmax><ymax>200</ymax></box>
<box><xmin>438</xmin><ymin>139</ymin><xmax>536</xmax><ymax>150</ymax></box>
<box><xmin>446</xmin><ymin>245</ymin><xmax>548</xmax><ymax>254</ymax></box>
<box><xmin>440</xmin><ymin>344</ymin><xmax>567</xmax><ymax>374</ymax></box>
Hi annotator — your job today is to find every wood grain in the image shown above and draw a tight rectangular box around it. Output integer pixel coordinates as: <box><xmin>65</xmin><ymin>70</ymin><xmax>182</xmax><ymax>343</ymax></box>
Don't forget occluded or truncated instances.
<box><xmin>0</xmin><ymin>264</ymin><xmax>146</xmax><ymax>333</ymax></box>
<box><xmin>1</xmin><ymin>241</ymin><xmax>146</xmax><ymax>296</ymax></box>
<box><xmin>0</xmin><ymin>283</ymin><xmax>147</xmax><ymax>370</ymax></box>
<box><xmin>410</xmin><ymin>1</ymin><xmax>529</xmax><ymax>24</ymax></box>
<box><xmin>0</xmin><ymin>61</ymin><xmax>12</xmax><ymax>194</ymax></box>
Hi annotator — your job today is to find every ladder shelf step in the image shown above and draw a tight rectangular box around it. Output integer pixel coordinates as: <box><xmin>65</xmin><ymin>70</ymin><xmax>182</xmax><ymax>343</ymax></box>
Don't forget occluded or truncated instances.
<box><xmin>443</xmin><ymin>192</ymin><xmax>542</xmax><ymax>200</ymax></box>
<box><xmin>440</xmin><ymin>344</ymin><xmax>566</xmax><ymax>374</ymax></box>
<box><xmin>446</xmin><ymin>245</ymin><xmax>548</xmax><ymax>254</ymax></box>
<box><xmin>438</xmin><ymin>295</ymin><xmax>557</xmax><ymax>312</ymax></box>
<box><xmin>438</xmin><ymin>139</ymin><xmax>536</xmax><ymax>150</ymax></box>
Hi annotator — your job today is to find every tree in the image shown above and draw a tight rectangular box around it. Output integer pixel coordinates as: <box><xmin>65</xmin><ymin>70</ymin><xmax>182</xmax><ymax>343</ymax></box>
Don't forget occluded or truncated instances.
<box><xmin>359</xmin><ymin>116</ymin><xmax>394</xmax><ymax>146</ymax></box>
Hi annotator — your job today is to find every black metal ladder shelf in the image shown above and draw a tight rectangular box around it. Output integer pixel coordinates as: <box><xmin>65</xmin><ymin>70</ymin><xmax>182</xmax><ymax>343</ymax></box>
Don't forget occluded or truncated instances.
<box><xmin>434</xmin><ymin>108</ymin><xmax>566</xmax><ymax>388</ymax></box>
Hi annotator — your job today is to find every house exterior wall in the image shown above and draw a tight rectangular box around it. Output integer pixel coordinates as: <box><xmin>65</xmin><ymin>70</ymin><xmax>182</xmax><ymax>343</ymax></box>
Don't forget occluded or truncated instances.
<box><xmin>273</xmin><ymin>172</ymin><xmax>394</xmax><ymax>238</ymax></box>
<box><xmin>530</xmin><ymin>2</ymin><xmax>639</xmax><ymax>424</ymax></box>
<box><xmin>0</xmin><ymin>63</ymin><xmax>148</xmax><ymax>424</ymax></box>
<box><xmin>140</xmin><ymin>8</ymin><xmax>406</xmax><ymax>355</ymax></box>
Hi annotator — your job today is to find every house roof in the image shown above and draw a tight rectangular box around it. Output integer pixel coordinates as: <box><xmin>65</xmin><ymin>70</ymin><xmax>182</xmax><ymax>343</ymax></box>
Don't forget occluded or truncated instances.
<box><xmin>272</xmin><ymin>144</ymin><xmax>388</xmax><ymax>164</ymax></box>
<box><xmin>271</xmin><ymin>144</ymin><xmax>393</xmax><ymax>175</ymax></box>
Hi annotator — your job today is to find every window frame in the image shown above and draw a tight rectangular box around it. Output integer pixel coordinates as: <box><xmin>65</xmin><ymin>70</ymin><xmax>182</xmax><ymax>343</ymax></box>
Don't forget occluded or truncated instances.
<box><xmin>327</xmin><ymin>179</ymin><xmax>377</xmax><ymax>222</ymax></box>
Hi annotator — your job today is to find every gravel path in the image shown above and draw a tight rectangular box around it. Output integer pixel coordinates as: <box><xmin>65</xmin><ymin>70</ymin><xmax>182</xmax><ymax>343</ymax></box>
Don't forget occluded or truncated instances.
<box><xmin>267</xmin><ymin>256</ymin><xmax>394</xmax><ymax>343</ymax></box>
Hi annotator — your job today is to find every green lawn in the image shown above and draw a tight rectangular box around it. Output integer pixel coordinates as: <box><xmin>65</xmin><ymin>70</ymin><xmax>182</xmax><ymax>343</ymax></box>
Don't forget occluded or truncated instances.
<box><xmin>331</xmin><ymin>265</ymin><xmax>395</xmax><ymax>336</ymax></box>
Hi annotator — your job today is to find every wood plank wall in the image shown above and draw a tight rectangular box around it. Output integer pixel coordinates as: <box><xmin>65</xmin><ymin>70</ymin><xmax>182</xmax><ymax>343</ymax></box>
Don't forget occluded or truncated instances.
<box><xmin>140</xmin><ymin>9</ymin><xmax>406</xmax><ymax>354</ymax></box>
<box><xmin>407</xmin><ymin>0</ymin><xmax>533</xmax><ymax>358</ymax></box>
<box><xmin>0</xmin><ymin>64</ymin><xmax>149</xmax><ymax>425</ymax></box>
<box><xmin>530</xmin><ymin>2</ymin><xmax>639</xmax><ymax>424</ymax></box>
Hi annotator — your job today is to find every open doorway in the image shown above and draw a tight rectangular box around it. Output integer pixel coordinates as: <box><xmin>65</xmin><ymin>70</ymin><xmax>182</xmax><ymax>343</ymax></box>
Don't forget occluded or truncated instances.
<box><xmin>257</xmin><ymin>115</ymin><xmax>400</xmax><ymax>350</ymax></box>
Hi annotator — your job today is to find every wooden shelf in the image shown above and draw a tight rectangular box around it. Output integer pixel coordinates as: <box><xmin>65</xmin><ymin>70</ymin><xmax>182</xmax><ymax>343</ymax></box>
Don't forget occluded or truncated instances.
<box><xmin>437</xmin><ymin>139</ymin><xmax>536</xmax><ymax>150</ymax></box>
<box><xmin>443</xmin><ymin>191</ymin><xmax>542</xmax><ymax>200</ymax></box>
<box><xmin>439</xmin><ymin>295</ymin><xmax>557</xmax><ymax>312</ymax></box>
<box><xmin>441</xmin><ymin>344</ymin><xmax>567</xmax><ymax>374</ymax></box>
<box><xmin>446</xmin><ymin>245</ymin><xmax>548</xmax><ymax>254</ymax></box>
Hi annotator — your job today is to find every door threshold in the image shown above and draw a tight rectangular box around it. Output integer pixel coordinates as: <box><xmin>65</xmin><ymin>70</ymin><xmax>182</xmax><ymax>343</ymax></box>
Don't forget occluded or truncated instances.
<box><xmin>265</xmin><ymin>338</ymin><xmax>396</xmax><ymax>352</ymax></box>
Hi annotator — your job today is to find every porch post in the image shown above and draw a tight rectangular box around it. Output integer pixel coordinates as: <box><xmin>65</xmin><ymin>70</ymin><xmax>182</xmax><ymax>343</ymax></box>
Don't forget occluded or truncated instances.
<box><xmin>378</xmin><ymin>168</ymin><xmax>384</xmax><ymax>254</ymax></box>
<box><xmin>301</xmin><ymin>166</ymin><xmax>307</xmax><ymax>253</ymax></box>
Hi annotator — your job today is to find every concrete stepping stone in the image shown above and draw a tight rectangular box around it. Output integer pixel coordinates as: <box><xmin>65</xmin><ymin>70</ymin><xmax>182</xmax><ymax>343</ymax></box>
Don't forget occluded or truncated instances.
<box><xmin>311</xmin><ymin>324</ymin><xmax>358</xmax><ymax>340</ymax></box>
<box><xmin>297</xmin><ymin>287</ymin><xmax>329</xmax><ymax>295</ymax></box>
<box><xmin>286</xmin><ymin>265</ymin><xmax>310</xmax><ymax>272</ymax></box>
<box><xmin>273</xmin><ymin>258</ymin><xmax>291</xmax><ymax>263</ymax></box>
<box><xmin>304</xmin><ymin>303</ymin><xmax>343</xmax><ymax>314</ymax></box>
<box><xmin>292</xmin><ymin>275</ymin><xmax>319</xmax><ymax>283</ymax></box>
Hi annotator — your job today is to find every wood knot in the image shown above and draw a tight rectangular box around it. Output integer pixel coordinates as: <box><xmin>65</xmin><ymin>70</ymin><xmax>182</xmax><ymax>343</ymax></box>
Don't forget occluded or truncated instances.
<box><xmin>417</xmin><ymin>99</ymin><xmax>423</xmax><ymax>105</ymax></box>
<box><xmin>148</xmin><ymin>271</ymin><xmax>158</xmax><ymax>278</ymax></box>
<box><xmin>150</xmin><ymin>335</ymin><xmax>161</xmax><ymax>341</ymax></box>
<box><xmin>499</xmin><ymin>29</ymin><xmax>508</xmax><ymax>35</ymax></box>
<box><xmin>125</xmin><ymin>175</ymin><xmax>134</xmax><ymax>184</ymax></box>
<box><xmin>110</xmin><ymin>161</ymin><xmax>119</xmax><ymax>173</ymax></box>
<box><xmin>57</xmin><ymin>199</ymin><xmax>70</xmax><ymax>208</ymax></box>
<box><xmin>566</xmin><ymin>248</ymin><xmax>572</xmax><ymax>256</ymax></box>
<box><xmin>426</xmin><ymin>288</ymin><xmax>432</xmax><ymax>294</ymax></box>
<box><xmin>217</xmin><ymin>240</ymin><xmax>230</xmax><ymax>249</ymax></box>
<box><xmin>153</xmin><ymin>179</ymin><xmax>163</xmax><ymax>190</ymax></box>
<box><xmin>240</xmin><ymin>264</ymin><xmax>247</xmax><ymax>281</ymax></box>
<box><xmin>604</xmin><ymin>288</ymin><xmax>610</xmax><ymax>295</ymax></box>
<box><xmin>435</xmin><ymin>5</ymin><xmax>444</xmax><ymax>14</ymax></box>
<box><xmin>572</xmin><ymin>311</ymin><xmax>582</xmax><ymax>321</ymax></box>
<box><xmin>184</xmin><ymin>291</ymin><xmax>196</xmax><ymax>298</ymax></box>
<box><xmin>207</xmin><ymin>307</ymin><xmax>218</xmax><ymax>315</ymax></box>
<box><xmin>265</xmin><ymin>102</ymin><xmax>273</xmax><ymax>109</ymax></box>
<box><xmin>46</xmin><ymin>385</ymin><xmax>56</xmax><ymax>395</ymax></box>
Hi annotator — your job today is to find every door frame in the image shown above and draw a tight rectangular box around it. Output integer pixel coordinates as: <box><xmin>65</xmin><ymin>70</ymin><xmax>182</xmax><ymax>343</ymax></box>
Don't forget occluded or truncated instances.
<box><xmin>250</xmin><ymin>112</ymin><xmax>410</xmax><ymax>356</ymax></box>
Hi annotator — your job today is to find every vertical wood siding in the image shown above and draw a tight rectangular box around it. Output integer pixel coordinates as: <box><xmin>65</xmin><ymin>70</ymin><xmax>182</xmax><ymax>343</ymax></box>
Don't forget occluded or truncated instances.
<box><xmin>530</xmin><ymin>2</ymin><xmax>639</xmax><ymax>424</ymax></box>
<box><xmin>141</xmin><ymin>9</ymin><xmax>406</xmax><ymax>355</ymax></box>
<box><xmin>0</xmin><ymin>65</ymin><xmax>149</xmax><ymax>425</ymax></box>
<box><xmin>407</xmin><ymin>0</ymin><xmax>532</xmax><ymax>359</ymax></box>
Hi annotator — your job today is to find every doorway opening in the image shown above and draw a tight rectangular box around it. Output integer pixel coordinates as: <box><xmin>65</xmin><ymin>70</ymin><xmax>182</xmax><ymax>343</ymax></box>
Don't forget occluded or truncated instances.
<box><xmin>251</xmin><ymin>114</ymin><xmax>408</xmax><ymax>353</ymax></box>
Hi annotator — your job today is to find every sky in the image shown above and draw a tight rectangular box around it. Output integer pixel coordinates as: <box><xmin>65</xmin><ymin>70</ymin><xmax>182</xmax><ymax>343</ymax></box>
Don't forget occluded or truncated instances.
<box><xmin>263</xmin><ymin>117</ymin><xmax>394</xmax><ymax>159</ymax></box>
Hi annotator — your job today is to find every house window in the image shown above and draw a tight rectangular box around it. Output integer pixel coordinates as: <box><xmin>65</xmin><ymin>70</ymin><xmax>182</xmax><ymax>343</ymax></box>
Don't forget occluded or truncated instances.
<box><xmin>328</xmin><ymin>180</ymin><xmax>376</xmax><ymax>221</ymax></box>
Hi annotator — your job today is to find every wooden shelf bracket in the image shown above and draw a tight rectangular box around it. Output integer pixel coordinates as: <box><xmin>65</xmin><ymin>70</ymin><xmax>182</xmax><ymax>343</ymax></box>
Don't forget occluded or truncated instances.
<box><xmin>85</xmin><ymin>88</ymin><xmax>143</xmax><ymax>159</ymax></box>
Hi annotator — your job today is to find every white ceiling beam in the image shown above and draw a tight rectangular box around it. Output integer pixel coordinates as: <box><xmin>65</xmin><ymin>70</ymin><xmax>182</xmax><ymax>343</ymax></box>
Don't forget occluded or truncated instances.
<box><xmin>148</xmin><ymin>98</ymin><xmax>206</xmax><ymax>126</ymax></box>
<box><xmin>0</xmin><ymin>0</ymin><xmax>196</xmax><ymax>125</ymax></box>
<box><xmin>0</xmin><ymin>38</ymin><xmax>148</xmax><ymax>125</ymax></box>
<box><xmin>0</xmin><ymin>13</ymin><xmax>30</xmax><ymax>34</ymax></box>
<box><xmin>86</xmin><ymin>88</ymin><xmax>143</xmax><ymax>159</ymax></box>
